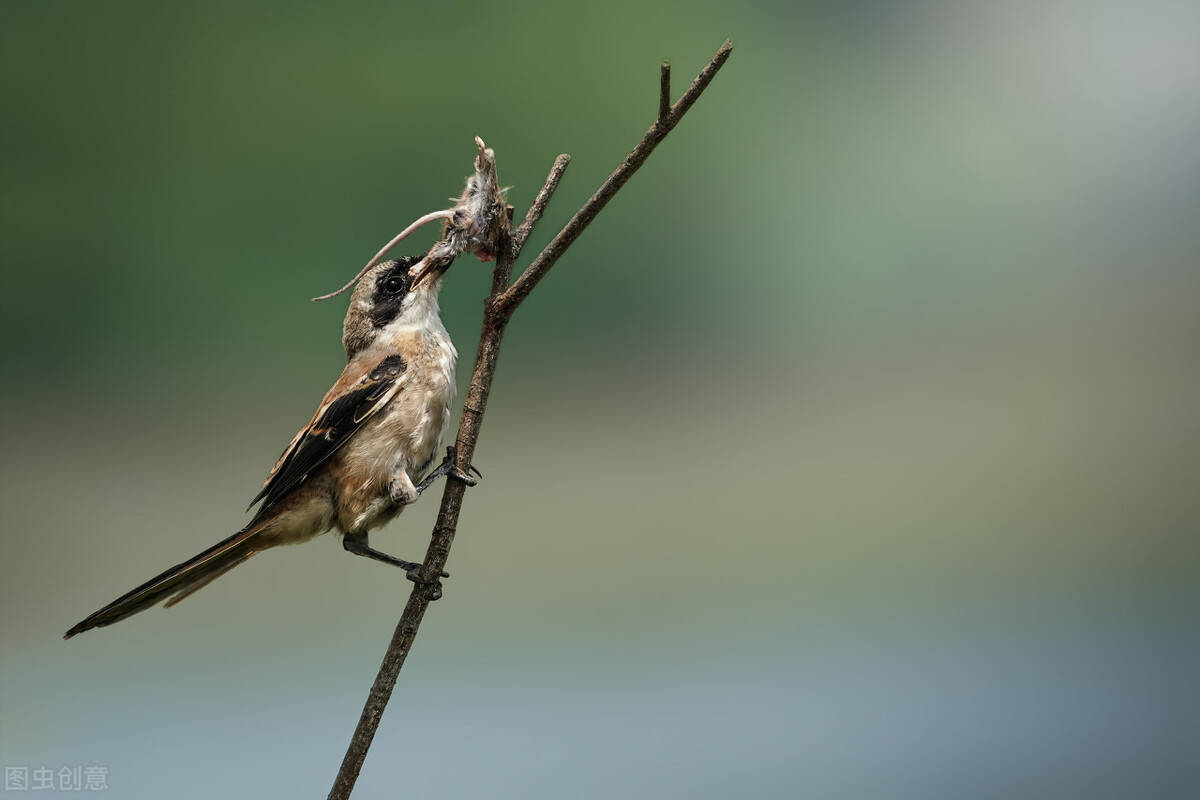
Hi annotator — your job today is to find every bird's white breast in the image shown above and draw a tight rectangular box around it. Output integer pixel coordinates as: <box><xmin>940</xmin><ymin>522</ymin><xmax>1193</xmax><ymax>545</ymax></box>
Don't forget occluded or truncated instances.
<box><xmin>348</xmin><ymin>304</ymin><xmax>457</xmax><ymax>498</ymax></box>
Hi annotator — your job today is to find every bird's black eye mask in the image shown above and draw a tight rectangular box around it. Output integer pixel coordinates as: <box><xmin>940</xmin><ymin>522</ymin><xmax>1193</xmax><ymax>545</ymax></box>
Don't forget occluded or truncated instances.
<box><xmin>369</xmin><ymin>255</ymin><xmax>422</xmax><ymax>327</ymax></box>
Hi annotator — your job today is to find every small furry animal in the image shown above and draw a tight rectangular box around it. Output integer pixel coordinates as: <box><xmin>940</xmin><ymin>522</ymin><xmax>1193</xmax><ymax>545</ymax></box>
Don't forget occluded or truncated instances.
<box><xmin>65</xmin><ymin>254</ymin><xmax>471</xmax><ymax>638</ymax></box>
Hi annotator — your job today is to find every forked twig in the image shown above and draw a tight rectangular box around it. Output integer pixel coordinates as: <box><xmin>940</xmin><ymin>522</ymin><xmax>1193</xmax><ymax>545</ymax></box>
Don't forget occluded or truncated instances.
<box><xmin>495</xmin><ymin>40</ymin><xmax>731</xmax><ymax>314</ymax></box>
<box><xmin>327</xmin><ymin>40</ymin><xmax>733</xmax><ymax>800</ymax></box>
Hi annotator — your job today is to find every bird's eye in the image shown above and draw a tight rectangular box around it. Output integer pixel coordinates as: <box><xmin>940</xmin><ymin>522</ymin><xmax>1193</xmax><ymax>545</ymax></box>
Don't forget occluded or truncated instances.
<box><xmin>382</xmin><ymin>275</ymin><xmax>406</xmax><ymax>295</ymax></box>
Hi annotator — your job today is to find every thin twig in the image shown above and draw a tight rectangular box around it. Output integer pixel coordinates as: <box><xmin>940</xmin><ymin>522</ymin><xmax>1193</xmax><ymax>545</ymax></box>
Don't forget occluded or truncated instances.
<box><xmin>490</xmin><ymin>207</ymin><xmax>517</xmax><ymax>298</ymax></box>
<box><xmin>659</xmin><ymin>60</ymin><xmax>671</xmax><ymax>122</ymax></box>
<box><xmin>327</xmin><ymin>40</ymin><xmax>732</xmax><ymax>800</ymax></box>
<box><xmin>511</xmin><ymin>154</ymin><xmax>572</xmax><ymax>256</ymax></box>
<box><xmin>497</xmin><ymin>39</ymin><xmax>732</xmax><ymax>315</ymax></box>
<box><xmin>494</xmin><ymin>155</ymin><xmax>570</xmax><ymax>296</ymax></box>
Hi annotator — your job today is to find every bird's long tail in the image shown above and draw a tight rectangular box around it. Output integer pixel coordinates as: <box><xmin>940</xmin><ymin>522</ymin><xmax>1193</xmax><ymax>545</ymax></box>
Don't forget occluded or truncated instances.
<box><xmin>64</xmin><ymin>528</ymin><xmax>261</xmax><ymax>639</ymax></box>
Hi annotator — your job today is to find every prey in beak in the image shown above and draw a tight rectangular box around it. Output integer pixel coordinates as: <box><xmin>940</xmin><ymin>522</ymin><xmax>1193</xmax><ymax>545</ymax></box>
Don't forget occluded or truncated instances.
<box><xmin>406</xmin><ymin>253</ymin><xmax>453</xmax><ymax>290</ymax></box>
<box><xmin>313</xmin><ymin>137</ymin><xmax>507</xmax><ymax>302</ymax></box>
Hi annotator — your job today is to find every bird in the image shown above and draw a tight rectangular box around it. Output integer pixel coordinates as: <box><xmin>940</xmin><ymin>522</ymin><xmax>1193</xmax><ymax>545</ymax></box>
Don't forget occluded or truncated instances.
<box><xmin>64</xmin><ymin>253</ymin><xmax>474</xmax><ymax>639</ymax></box>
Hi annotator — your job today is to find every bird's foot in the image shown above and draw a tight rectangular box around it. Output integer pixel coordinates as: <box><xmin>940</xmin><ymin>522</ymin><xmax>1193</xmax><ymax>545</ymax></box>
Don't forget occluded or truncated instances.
<box><xmin>415</xmin><ymin>446</ymin><xmax>482</xmax><ymax>495</ymax></box>
<box><xmin>406</xmin><ymin>568</ymin><xmax>445</xmax><ymax>601</ymax></box>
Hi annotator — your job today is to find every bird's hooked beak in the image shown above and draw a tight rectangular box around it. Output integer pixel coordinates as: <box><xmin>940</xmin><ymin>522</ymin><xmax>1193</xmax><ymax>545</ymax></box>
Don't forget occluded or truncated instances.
<box><xmin>407</xmin><ymin>255</ymin><xmax>452</xmax><ymax>290</ymax></box>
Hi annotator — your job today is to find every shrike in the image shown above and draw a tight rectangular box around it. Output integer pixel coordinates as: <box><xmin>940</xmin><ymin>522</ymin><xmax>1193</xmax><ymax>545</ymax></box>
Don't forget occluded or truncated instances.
<box><xmin>65</xmin><ymin>253</ymin><xmax>473</xmax><ymax>638</ymax></box>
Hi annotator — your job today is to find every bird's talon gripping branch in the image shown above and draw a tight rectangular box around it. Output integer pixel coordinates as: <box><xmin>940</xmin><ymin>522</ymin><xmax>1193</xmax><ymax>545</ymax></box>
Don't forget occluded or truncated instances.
<box><xmin>405</xmin><ymin>569</ymin><xmax>444</xmax><ymax>601</ymax></box>
<box><xmin>415</xmin><ymin>446</ymin><xmax>480</xmax><ymax>495</ymax></box>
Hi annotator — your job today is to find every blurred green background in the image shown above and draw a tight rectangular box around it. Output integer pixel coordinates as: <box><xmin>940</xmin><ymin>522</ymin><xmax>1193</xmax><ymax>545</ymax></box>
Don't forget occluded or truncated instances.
<box><xmin>2</xmin><ymin>1</ymin><xmax>1198</xmax><ymax>797</ymax></box>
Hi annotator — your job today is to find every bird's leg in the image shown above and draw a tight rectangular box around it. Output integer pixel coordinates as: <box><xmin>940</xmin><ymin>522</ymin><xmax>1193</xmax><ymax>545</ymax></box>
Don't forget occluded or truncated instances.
<box><xmin>342</xmin><ymin>532</ymin><xmax>449</xmax><ymax>593</ymax></box>
<box><xmin>415</xmin><ymin>446</ymin><xmax>482</xmax><ymax>495</ymax></box>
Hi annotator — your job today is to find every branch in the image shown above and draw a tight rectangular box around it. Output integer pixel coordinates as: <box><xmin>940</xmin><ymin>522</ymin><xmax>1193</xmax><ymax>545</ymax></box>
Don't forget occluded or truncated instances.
<box><xmin>496</xmin><ymin>39</ymin><xmax>732</xmax><ymax>316</ymax></box>
<box><xmin>659</xmin><ymin>60</ymin><xmax>671</xmax><ymax>123</ymax></box>
<box><xmin>511</xmin><ymin>154</ymin><xmax>572</xmax><ymax>257</ymax></box>
<box><xmin>327</xmin><ymin>40</ymin><xmax>732</xmax><ymax>800</ymax></box>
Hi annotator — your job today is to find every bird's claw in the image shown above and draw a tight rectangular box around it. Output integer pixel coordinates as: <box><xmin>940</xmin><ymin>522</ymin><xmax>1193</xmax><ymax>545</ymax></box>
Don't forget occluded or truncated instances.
<box><xmin>406</xmin><ymin>568</ymin><xmax>444</xmax><ymax>601</ymax></box>
<box><xmin>416</xmin><ymin>446</ymin><xmax>481</xmax><ymax>494</ymax></box>
<box><xmin>450</xmin><ymin>466</ymin><xmax>479</xmax><ymax>486</ymax></box>
<box><xmin>443</xmin><ymin>446</ymin><xmax>482</xmax><ymax>484</ymax></box>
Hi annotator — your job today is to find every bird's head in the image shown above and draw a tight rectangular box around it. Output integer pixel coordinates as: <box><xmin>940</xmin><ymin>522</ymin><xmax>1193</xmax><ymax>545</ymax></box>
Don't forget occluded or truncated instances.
<box><xmin>341</xmin><ymin>254</ymin><xmax>450</xmax><ymax>358</ymax></box>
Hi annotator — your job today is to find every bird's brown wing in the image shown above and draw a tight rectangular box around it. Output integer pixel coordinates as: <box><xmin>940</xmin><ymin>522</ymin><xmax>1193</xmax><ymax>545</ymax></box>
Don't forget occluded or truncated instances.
<box><xmin>247</xmin><ymin>353</ymin><xmax>408</xmax><ymax>523</ymax></box>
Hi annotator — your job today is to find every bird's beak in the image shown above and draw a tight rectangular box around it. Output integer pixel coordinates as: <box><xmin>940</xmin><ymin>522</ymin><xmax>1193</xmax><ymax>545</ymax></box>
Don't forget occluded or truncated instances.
<box><xmin>408</xmin><ymin>255</ymin><xmax>452</xmax><ymax>289</ymax></box>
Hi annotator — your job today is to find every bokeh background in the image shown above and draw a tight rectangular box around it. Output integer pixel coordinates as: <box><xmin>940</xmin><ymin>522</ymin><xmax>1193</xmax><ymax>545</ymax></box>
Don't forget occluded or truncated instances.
<box><xmin>2</xmin><ymin>1</ymin><xmax>1198</xmax><ymax>797</ymax></box>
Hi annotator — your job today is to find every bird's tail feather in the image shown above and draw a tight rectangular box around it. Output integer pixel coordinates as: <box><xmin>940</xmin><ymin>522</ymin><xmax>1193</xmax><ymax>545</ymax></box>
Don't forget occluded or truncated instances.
<box><xmin>63</xmin><ymin>528</ymin><xmax>261</xmax><ymax>639</ymax></box>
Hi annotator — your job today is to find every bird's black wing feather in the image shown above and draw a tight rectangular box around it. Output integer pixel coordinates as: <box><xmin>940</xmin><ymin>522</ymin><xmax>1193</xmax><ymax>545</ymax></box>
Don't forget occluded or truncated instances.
<box><xmin>248</xmin><ymin>354</ymin><xmax>407</xmax><ymax>522</ymax></box>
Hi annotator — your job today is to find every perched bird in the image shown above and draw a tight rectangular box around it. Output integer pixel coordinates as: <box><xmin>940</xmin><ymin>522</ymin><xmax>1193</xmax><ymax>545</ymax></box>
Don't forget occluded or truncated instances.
<box><xmin>65</xmin><ymin>254</ymin><xmax>473</xmax><ymax>638</ymax></box>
